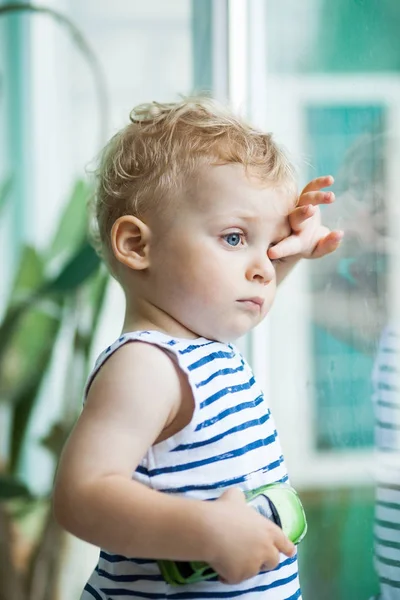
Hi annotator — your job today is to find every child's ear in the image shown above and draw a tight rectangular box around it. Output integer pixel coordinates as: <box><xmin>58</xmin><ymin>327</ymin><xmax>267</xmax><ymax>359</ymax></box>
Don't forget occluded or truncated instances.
<box><xmin>111</xmin><ymin>215</ymin><xmax>151</xmax><ymax>270</ymax></box>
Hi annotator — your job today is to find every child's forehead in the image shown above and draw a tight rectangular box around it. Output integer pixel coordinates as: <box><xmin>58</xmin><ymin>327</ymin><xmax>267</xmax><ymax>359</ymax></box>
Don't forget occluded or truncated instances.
<box><xmin>189</xmin><ymin>163</ymin><xmax>297</xmax><ymax>215</ymax></box>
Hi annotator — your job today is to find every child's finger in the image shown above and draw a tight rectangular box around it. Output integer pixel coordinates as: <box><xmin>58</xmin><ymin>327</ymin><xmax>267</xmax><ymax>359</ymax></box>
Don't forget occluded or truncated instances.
<box><xmin>297</xmin><ymin>191</ymin><xmax>335</xmax><ymax>207</ymax></box>
<box><xmin>259</xmin><ymin>548</ymin><xmax>281</xmax><ymax>572</ymax></box>
<box><xmin>300</xmin><ymin>175</ymin><xmax>334</xmax><ymax>196</ymax></box>
<box><xmin>273</xmin><ymin>528</ymin><xmax>296</xmax><ymax>558</ymax></box>
<box><xmin>268</xmin><ymin>235</ymin><xmax>302</xmax><ymax>260</ymax></box>
<box><xmin>311</xmin><ymin>230</ymin><xmax>344</xmax><ymax>258</ymax></box>
<box><xmin>289</xmin><ymin>205</ymin><xmax>316</xmax><ymax>229</ymax></box>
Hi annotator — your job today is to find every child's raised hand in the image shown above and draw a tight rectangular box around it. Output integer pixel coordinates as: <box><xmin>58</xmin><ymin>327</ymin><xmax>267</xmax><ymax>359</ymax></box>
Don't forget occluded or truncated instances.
<box><xmin>206</xmin><ymin>488</ymin><xmax>295</xmax><ymax>585</ymax></box>
<box><xmin>268</xmin><ymin>175</ymin><xmax>344</xmax><ymax>262</ymax></box>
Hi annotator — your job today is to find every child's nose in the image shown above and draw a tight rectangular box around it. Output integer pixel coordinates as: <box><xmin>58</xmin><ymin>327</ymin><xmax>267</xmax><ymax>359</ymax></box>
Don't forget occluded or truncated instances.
<box><xmin>246</xmin><ymin>253</ymin><xmax>275</xmax><ymax>283</ymax></box>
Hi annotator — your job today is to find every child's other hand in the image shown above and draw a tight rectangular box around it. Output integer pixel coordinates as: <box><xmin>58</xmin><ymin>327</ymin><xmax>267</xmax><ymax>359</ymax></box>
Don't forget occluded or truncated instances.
<box><xmin>206</xmin><ymin>488</ymin><xmax>295</xmax><ymax>585</ymax></box>
<box><xmin>268</xmin><ymin>175</ymin><xmax>344</xmax><ymax>262</ymax></box>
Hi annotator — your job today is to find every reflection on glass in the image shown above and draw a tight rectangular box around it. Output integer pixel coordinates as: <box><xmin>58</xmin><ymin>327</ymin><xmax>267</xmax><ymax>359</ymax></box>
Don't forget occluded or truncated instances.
<box><xmin>311</xmin><ymin>130</ymin><xmax>400</xmax><ymax>599</ymax></box>
<box><xmin>264</xmin><ymin>1</ymin><xmax>400</xmax><ymax>598</ymax></box>
<box><xmin>309</xmin><ymin>108</ymin><xmax>386</xmax><ymax>452</ymax></box>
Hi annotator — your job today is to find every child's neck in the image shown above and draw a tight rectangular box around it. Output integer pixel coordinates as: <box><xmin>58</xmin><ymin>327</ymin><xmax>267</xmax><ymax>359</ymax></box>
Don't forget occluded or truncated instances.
<box><xmin>122</xmin><ymin>300</ymin><xmax>199</xmax><ymax>340</ymax></box>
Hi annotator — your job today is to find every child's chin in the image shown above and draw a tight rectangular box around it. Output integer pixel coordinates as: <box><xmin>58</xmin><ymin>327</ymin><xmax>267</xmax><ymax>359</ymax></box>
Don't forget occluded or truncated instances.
<box><xmin>194</xmin><ymin>315</ymin><xmax>260</xmax><ymax>343</ymax></box>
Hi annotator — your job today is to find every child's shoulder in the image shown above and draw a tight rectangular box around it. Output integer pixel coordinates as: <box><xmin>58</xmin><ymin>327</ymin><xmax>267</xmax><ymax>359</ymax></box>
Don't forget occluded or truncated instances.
<box><xmin>82</xmin><ymin>332</ymin><xmax>190</xmax><ymax>443</ymax></box>
<box><xmin>87</xmin><ymin>330</ymin><xmax>247</xmax><ymax>399</ymax></box>
<box><xmin>86</xmin><ymin>331</ymin><xmax>186</xmax><ymax>404</ymax></box>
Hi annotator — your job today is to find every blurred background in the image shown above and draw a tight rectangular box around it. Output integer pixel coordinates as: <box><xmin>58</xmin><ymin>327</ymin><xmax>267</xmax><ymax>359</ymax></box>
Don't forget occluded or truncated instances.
<box><xmin>1</xmin><ymin>1</ymin><xmax>399</xmax><ymax>599</ymax></box>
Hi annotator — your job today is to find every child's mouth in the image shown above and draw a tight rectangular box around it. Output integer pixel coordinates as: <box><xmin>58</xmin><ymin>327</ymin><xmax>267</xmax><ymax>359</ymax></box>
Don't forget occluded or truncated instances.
<box><xmin>237</xmin><ymin>298</ymin><xmax>264</xmax><ymax>311</ymax></box>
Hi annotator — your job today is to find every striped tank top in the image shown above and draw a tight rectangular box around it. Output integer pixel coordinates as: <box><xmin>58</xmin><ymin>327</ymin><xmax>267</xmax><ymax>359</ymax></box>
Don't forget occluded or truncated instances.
<box><xmin>372</xmin><ymin>325</ymin><xmax>400</xmax><ymax>599</ymax></box>
<box><xmin>81</xmin><ymin>330</ymin><xmax>301</xmax><ymax>600</ymax></box>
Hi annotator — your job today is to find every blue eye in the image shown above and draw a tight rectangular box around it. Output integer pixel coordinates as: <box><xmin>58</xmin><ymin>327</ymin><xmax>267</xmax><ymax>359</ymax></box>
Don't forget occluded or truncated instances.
<box><xmin>224</xmin><ymin>233</ymin><xmax>242</xmax><ymax>247</ymax></box>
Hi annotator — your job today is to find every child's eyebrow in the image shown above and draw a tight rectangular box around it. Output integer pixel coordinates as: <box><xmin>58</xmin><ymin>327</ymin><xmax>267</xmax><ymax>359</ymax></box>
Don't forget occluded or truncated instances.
<box><xmin>213</xmin><ymin>211</ymin><xmax>262</xmax><ymax>222</ymax></box>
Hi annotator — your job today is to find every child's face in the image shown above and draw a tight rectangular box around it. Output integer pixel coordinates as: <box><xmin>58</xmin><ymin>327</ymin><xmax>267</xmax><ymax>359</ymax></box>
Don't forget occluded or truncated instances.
<box><xmin>143</xmin><ymin>163</ymin><xmax>295</xmax><ymax>341</ymax></box>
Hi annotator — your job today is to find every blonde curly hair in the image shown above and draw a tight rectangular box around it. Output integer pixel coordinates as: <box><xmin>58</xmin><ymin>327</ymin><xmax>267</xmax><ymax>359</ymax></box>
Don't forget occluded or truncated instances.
<box><xmin>92</xmin><ymin>96</ymin><xmax>296</xmax><ymax>260</ymax></box>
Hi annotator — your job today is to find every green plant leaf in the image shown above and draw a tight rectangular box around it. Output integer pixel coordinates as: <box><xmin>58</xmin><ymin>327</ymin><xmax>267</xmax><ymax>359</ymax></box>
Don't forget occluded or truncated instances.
<box><xmin>0</xmin><ymin>301</ymin><xmax>62</xmax><ymax>404</ymax></box>
<box><xmin>6</xmin><ymin>245</ymin><xmax>44</xmax><ymax>305</ymax></box>
<box><xmin>47</xmin><ymin>179</ymin><xmax>92</xmax><ymax>263</ymax></box>
<box><xmin>0</xmin><ymin>243</ymin><xmax>99</xmax><ymax>374</ymax></box>
<box><xmin>10</xmin><ymin>372</ymin><xmax>47</xmax><ymax>473</ymax></box>
<box><xmin>1</xmin><ymin>301</ymin><xmax>63</xmax><ymax>472</ymax></box>
<box><xmin>40</xmin><ymin>422</ymin><xmax>71</xmax><ymax>458</ymax></box>
<box><xmin>0</xmin><ymin>246</ymin><xmax>45</xmax><ymax>366</ymax></box>
<box><xmin>43</xmin><ymin>241</ymin><xmax>100</xmax><ymax>294</ymax></box>
<box><xmin>0</xmin><ymin>474</ymin><xmax>31</xmax><ymax>500</ymax></box>
<box><xmin>8</xmin><ymin>309</ymin><xmax>63</xmax><ymax>472</ymax></box>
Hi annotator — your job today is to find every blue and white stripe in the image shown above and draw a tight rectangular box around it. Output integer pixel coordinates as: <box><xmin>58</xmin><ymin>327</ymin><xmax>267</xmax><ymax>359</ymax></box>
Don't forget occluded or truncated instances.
<box><xmin>81</xmin><ymin>330</ymin><xmax>301</xmax><ymax>600</ymax></box>
<box><xmin>372</xmin><ymin>325</ymin><xmax>400</xmax><ymax>599</ymax></box>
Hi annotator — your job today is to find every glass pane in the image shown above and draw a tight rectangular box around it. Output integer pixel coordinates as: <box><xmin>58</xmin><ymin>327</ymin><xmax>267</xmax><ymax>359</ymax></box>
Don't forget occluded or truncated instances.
<box><xmin>307</xmin><ymin>105</ymin><xmax>386</xmax><ymax>452</ymax></box>
<box><xmin>263</xmin><ymin>2</ymin><xmax>400</xmax><ymax>599</ymax></box>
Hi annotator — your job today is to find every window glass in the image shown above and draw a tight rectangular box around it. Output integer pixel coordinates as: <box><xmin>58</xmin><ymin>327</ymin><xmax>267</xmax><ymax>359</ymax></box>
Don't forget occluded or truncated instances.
<box><xmin>262</xmin><ymin>2</ymin><xmax>400</xmax><ymax>598</ymax></box>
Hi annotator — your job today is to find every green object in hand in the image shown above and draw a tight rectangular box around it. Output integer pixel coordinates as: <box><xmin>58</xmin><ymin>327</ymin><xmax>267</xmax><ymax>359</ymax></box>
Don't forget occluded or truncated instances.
<box><xmin>157</xmin><ymin>482</ymin><xmax>307</xmax><ymax>586</ymax></box>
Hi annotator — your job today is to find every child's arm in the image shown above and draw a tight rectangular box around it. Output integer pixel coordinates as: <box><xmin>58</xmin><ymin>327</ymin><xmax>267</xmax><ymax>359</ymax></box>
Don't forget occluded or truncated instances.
<box><xmin>53</xmin><ymin>341</ymin><xmax>295</xmax><ymax>584</ymax></box>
